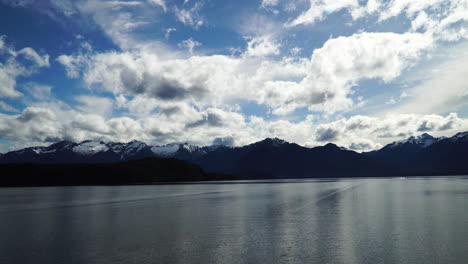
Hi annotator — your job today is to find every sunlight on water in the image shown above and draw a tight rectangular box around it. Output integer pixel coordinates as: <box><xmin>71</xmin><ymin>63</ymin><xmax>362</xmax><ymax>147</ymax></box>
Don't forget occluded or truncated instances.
<box><xmin>0</xmin><ymin>177</ymin><xmax>467</xmax><ymax>264</ymax></box>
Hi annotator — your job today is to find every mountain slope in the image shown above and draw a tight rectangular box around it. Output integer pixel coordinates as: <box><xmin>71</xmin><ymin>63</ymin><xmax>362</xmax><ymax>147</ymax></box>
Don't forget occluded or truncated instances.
<box><xmin>365</xmin><ymin>132</ymin><xmax>468</xmax><ymax>175</ymax></box>
<box><xmin>193</xmin><ymin>138</ymin><xmax>384</xmax><ymax>178</ymax></box>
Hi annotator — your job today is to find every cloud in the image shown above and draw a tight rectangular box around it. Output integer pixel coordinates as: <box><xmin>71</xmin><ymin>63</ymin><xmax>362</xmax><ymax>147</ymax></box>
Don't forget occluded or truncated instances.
<box><xmin>311</xmin><ymin>113</ymin><xmax>468</xmax><ymax>151</ymax></box>
<box><xmin>287</xmin><ymin>0</ymin><xmax>359</xmax><ymax>27</ymax></box>
<box><xmin>1</xmin><ymin>100</ymin><xmax>467</xmax><ymax>153</ymax></box>
<box><xmin>289</xmin><ymin>0</ymin><xmax>468</xmax><ymax>43</ymax></box>
<box><xmin>261</xmin><ymin>0</ymin><xmax>279</xmax><ymax>9</ymax></box>
<box><xmin>57</xmin><ymin>30</ymin><xmax>433</xmax><ymax>117</ymax></box>
<box><xmin>391</xmin><ymin>42</ymin><xmax>468</xmax><ymax>115</ymax></box>
<box><xmin>164</xmin><ymin>27</ymin><xmax>176</xmax><ymax>39</ymax></box>
<box><xmin>186</xmin><ymin>108</ymin><xmax>226</xmax><ymax>128</ymax></box>
<box><xmin>0</xmin><ymin>36</ymin><xmax>50</xmax><ymax>98</ymax></box>
<box><xmin>315</xmin><ymin>127</ymin><xmax>339</xmax><ymax>142</ymax></box>
<box><xmin>0</xmin><ymin>101</ymin><xmax>19</xmax><ymax>113</ymax></box>
<box><xmin>174</xmin><ymin>1</ymin><xmax>205</xmax><ymax>29</ymax></box>
<box><xmin>178</xmin><ymin>38</ymin><xmax>201</xmax><ymax>55</ymax></box>
<box><xmin>24</xmin><ymin>83</ymin><xmax>53</xmax><ymax>101</ymax></box>
<box><xmin>262</xmin><ymin>32</ymin><xmax>432</xmax><ymax>114</ymax></box>
<box><xmin>213</xmin><ymin>136</ymin><xmax>235</xmax><ymax>146</ymax></box>
<box><xmin>244</xmin><ymin>35</ymin><xmax>280</xmax><ymax>57</ymax></box>
<box><xmin>147</xmin><ymin>0</ymin><xmax>166</xmax><ymax>12</ymax></box>
<box><xmin>74</xmin><ymin>95</ymin><xmax>115</xmax><ymax>117</ymax></box>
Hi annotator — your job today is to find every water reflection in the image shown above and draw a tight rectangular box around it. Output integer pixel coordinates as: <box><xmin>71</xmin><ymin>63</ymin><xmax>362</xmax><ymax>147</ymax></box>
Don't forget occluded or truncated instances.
<box><xmin>0</xmin><ymin>178</ymin><xmax>467</xmax><ymax>263</ymax></box>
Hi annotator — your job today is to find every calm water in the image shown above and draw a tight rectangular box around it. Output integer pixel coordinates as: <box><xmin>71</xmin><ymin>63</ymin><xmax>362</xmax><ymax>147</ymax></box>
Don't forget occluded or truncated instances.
<box><xmin>0</xmin><ymin>177</ymin><xmax>467</xmax><ymax>264</ymax></box>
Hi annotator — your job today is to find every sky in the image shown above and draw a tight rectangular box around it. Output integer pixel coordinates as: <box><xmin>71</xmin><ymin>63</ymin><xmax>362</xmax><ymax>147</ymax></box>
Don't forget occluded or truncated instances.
<box><xmin>1</xmin><ymin>0</ymin><xmax>468</xmax><ymax>152</ymax></box>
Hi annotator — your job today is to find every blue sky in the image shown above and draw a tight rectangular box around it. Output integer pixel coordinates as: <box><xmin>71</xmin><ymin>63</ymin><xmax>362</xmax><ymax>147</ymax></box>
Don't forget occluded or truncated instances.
<box><xmin>1</xmin><ymin>0</ymin><xmax>468</xmax><ymax>152</ymax></box>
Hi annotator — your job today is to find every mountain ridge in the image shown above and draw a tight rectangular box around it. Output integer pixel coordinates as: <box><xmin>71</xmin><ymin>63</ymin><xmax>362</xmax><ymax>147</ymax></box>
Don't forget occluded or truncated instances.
<box><xmin>2</xmin><ymin>132</ymin><xmax>468</xmax><ymax>180</ymax></box>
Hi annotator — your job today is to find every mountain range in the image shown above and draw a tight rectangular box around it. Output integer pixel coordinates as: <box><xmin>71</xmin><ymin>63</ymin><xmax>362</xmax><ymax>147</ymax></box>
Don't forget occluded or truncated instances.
<box><xmin>2</xmin><ymin>131</ymin><xmax>468</xmax><ymax>179</ymax></box>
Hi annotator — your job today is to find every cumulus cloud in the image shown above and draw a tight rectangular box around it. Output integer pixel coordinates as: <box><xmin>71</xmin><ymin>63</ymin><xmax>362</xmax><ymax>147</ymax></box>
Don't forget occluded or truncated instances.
<box><xmin>244</xmin><ymin>35</ymin><xmax>280</xmax><ymax>57</ymax></box>
<box><xmin>392</xmin><ymin>42</ymin><xmax>468</xmax><ymax>115</ymax></box>
<box><xmin>261</xmin><ymin>32</ymin><xmax>432</xmax><ymax>114</ymax></box>
<box><xmin>0</xmin><ymin>36</ymin><xmax>50</xmax><ymax>98</ymax></box>
<box><xmin>57</xmin><ymin>48</ymin><xmax>310</xmax><ymax>112</ymax></box>
<box><xmin>74</xmin><ymin>95</ymin><xmax>115</xmax><ymax>117</ymax></box>
<box><xmin>313</xmin><ymin>113</ymin><xmax>467</xmax><ymax>151</ymax></box>
<box><xmin>1</xmin><ymin>99</ymin><xmax>468</xmax><ymax>153</ymax></box>
<box><xmin>56</xmin><ymin>30</ymin><xmax>433</xmax><ymax>117</ymax></box>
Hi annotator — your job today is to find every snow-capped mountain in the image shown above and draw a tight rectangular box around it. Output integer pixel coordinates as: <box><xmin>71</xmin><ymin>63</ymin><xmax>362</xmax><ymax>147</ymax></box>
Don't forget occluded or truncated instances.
<box><xmin>3</xmin><ymin>131</ymin><xmax>468</xmax><ymax>178</ymax></box>
<box><xmin>151</xmin><ymin>143</ymin><xmax>223</xmax><ymax>161</ymax></box>
<box><xmin>0</xmin><ymin>139</ymin><xmax>221</xmax><ymax>164</ymax></box>
<box><xmin>450</xmin><ymin>131</ymin><xmax>468</xmax><ymax>142</ymax></box>
<box><xmin>386</xmin><ymin>133</ymin><xmax>440</xmax><ymax>149</ymax></box>
<box><xmin>73</xmin><ymin>140</ymin><xmax>109</xmax><ymax>155</ymax></box>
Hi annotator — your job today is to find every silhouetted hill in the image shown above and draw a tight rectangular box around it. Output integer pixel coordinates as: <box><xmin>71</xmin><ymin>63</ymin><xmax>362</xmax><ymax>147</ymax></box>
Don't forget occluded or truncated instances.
<box><xmin>0</xmin><ymin>158</ymin><xmax>237</xmax><ymax>187</ymax></box>
<box><xmin>193</xmin><ymin>138</ymin><xmax>385</xmax><ymax>178</ymax></box>
<box><xmin>366</xmin><ymin>132</ymin><xmax>468</xmax><ymax>175</ymax></box>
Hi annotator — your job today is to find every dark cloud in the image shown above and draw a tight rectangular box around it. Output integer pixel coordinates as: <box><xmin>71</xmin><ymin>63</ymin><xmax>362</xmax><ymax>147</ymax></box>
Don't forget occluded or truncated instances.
<box><xmin>439</xmin><ymin>119</ymin><xmax>456</xmax><ymax>130</ymax></box>
<box><xmin>417</xmin><ymin>120</ymin><xmax>435</xmax><ymax>132</ymax></box>
<box><xmin>213</xmin><ymin>136</ymin><xmax>234</xmax><ymax>146</ymax></box>
<box><xmin>308</xmin><ymin>91</ymin><xmax>335</xmax><ymax>105</ymax></box>
<box><xmin>315</xmin><ymin>127</ymin><xmax>339</xmax><ymax>142</ymax></box>
<box><xmin>377</xmin><ymin>131</ymin><xmax>408</xmax><ymax>138</ymax></box>
<box><xmin>349</xmin><ymin>142</ymin><xmax>372</xmax><ymax>150</ymax></box>
<box><xmin>186</xmin><ymin>112</ymin><xmax>224</xmax><ymax>128</ymax></box>
<box><xmin>347</xmin><ymin>122</ymin><xmax>371</xmax><ymax>131</ymax></box>
<box><xmin>160</xmin><ymin>106</ymin><xmax>181</xmax><ymax>116</ymax></box>
<box><xmin>120</xmin><ymin>71</ymin><xmax>207</xmax><ymax>101</ymax></box>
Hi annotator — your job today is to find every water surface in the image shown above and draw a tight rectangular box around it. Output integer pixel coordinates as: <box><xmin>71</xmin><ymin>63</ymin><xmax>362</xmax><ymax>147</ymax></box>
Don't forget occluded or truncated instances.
<box><xmin>1</xmin><ymin>177</ymin><xmax>467</xmax><ymax>263</ymax></box>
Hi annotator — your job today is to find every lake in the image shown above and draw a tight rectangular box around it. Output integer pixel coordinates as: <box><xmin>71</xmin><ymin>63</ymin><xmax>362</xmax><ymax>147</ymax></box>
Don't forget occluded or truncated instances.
<box><xmin>0</xmin><ymin>177</ymin><xmax>467</xmax><ymax>263</ymax></box>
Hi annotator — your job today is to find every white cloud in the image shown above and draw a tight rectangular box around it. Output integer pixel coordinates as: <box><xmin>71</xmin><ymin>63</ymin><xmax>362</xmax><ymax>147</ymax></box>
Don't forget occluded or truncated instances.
<box><xmin>147</xmin><ymin>0</ymin><xmax>166</xmax><ymax>12</ymax></box>
<box><xmin>24</xmin><ymin>83</ymin><xmax>53</xmax><ymax>101</ymax></box>
<box><xmin>164</xmin><ymin>27</ymin><xmax>176</xmax><ymax>39</ymax></box>
<box><xmin>392</xmin><ymin>42</ymin><xmax>468</xmax><ymax>114</ymax></box>
<box><xmin>17</xmin><ymin>47</ymin><xmax>50</xmax><ymax>67</ymax></box>
<box><xmin>290</xmin><ymin>0</ymin><xmax>468</xmax><ymax>43</ymax></box>
<box><xmin>261</xmin><ymin>0</ymin><xmax>279</xmax><ymax>8</ymax></box>
<box><xmin>57</xmin><ymin>31</ymin><xmax>432</xmax><ymax>117</ymax></box>
<box><xmin>174</xmin><ymin>1</ymin><xmax>205</xmax><ymax>29</ymax></box>
<box><xmin>76</xmin><ymin>0</ymin><xmax>151</xmax><ymax>50</ymax></box>
<box><xmin>75</xmin><ymin>95</ymin><xmax>115</xmax><ymax>117</ymax></box>
<box><xmin>244</xmin><ymin>35</ymin><xmax>281</xmax><ymax>57</ymax></box>
<box><xmin>2</xmin><ymin>102</ymin><xmax>466</xmax><ymax>153</ymax></box>
<box><xmin>264</xmin><ymin>32</ymin><xmax>433</xmax><ymax>115</ymax></box>
<box><xmin>0</xmin><ymin>36</ymin><xmax>50</xmax><ymax>98</ymax></box>
<box><xmin>313</xmin><ymin>113</ymin><xmax>467</xmax><ymax>151</ymax></box>
<box><xmin>287</xmin><ymin>0</ymin><xmax>359</xmax><ymax>27</ymax></box>
<box><xmin>178</xmin><ymin>38</ymin><xmax>201</xmax><ymax>55</ymax></box>
<box><xmin>0</xmin><ymin>101</ymin><xmax>19</xmax><ymax>113</ymax></box>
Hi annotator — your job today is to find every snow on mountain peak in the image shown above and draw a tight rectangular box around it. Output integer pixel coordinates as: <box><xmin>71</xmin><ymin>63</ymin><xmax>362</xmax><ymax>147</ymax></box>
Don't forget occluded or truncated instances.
<box><xmin>151</xmin><ymin>143</ymin><xmax>180</xmax><ymax>157</ymax></box>
<box><xmin>73</xmin><ymin>141</ymin><xmax>109</xmax><ymax>155</ymax></box>
<box><xmin>451</xmin><ymin>131</ymin><xmax>468</xmax><ymax>141</ymax></box>
<box><xmin>150</xmin><ymin>142</ymin><xmax>207</xmax><ymax>157</ymax></box>
<box><xmin>126</xmin><ymin>140</ymin><xmax>146</xmax><ymax>152</ymax></box>
<box><xmin>389</xmin><ymin>133</ymin><xmax>436</xmax><ymax>148</ymax></box>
